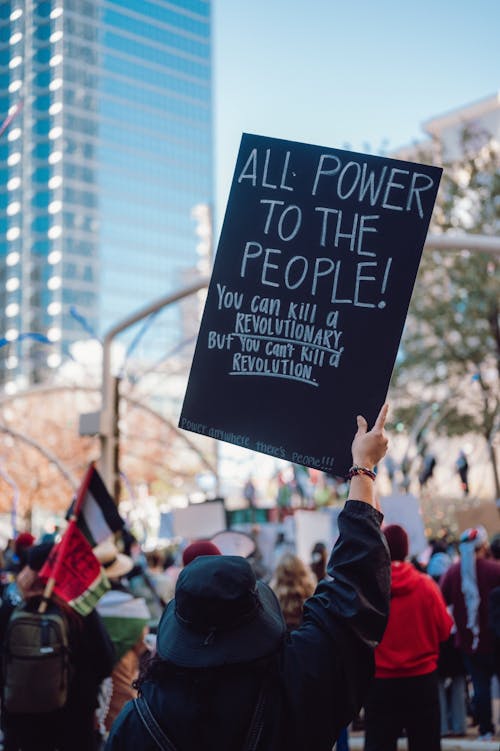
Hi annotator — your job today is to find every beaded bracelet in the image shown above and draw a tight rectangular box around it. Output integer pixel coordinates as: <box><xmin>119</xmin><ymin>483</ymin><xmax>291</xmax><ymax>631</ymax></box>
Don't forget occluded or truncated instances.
<box><xmin>346</xmin><ymin>465</ymin><xmax>376</xmax><ymax>481</ymax></box>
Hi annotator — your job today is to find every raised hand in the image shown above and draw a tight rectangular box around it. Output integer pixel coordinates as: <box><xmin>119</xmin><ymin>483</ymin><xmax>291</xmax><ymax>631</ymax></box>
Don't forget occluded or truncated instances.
<box><xmin>351</xmin><ymin>403</ymin><xmax>389</xmax><ymax>470</ymax></box>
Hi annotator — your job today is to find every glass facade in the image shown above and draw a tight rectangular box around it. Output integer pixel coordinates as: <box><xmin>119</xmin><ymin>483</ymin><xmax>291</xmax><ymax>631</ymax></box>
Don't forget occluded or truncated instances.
<box><xmin>0</xmin><ymin>0</ymin><xmax>212</xmax><ymax>388</ymax></box>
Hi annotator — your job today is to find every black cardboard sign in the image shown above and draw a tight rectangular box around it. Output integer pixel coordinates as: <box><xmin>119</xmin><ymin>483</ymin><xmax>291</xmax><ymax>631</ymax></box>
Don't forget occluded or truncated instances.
<box><xmin>179</xmin><ymin>134</ymin><xmax>442</xmax><ymax>476</ymax></box>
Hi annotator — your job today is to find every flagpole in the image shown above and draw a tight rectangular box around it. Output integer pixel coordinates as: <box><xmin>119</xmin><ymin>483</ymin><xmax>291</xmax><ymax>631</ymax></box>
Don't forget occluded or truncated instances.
<box><xmin>38</xmin><ymin>462</ymin><xmax>95</xmax><ymax>614</ymax></box>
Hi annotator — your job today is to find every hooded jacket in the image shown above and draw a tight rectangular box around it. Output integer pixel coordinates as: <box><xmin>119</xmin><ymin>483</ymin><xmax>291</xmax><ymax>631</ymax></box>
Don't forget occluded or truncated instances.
<box><xmin>374</xmin><ymin>561</ymin><xmax>453</xmax><ymax>679</ymax></box>
<box><xmin>106</xmin><ymin>501</ymin><xmax>390</xmax><ymax>751</ymax></box>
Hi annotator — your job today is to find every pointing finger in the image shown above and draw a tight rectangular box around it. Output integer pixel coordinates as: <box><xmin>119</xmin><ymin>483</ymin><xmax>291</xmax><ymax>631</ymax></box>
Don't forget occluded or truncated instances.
<box><xmin>373</xmin><ymin>403</ymin><xmax>389</xmax><ymax>431</ymax></box>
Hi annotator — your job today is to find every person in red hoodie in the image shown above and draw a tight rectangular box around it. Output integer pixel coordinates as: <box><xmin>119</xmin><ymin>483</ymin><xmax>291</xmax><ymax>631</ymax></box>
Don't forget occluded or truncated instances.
<box><xmin>363</xmin><ymin>524</ymin><xmax>453</xmax><ymax>751</ymax></box>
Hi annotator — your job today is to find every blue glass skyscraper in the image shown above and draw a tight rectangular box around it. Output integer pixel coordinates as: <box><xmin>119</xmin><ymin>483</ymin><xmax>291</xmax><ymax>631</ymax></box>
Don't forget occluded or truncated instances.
<box><xmin>0</xmin><ymin>0</ymin><xmax>213</xmax><ymax>389</ymax></box>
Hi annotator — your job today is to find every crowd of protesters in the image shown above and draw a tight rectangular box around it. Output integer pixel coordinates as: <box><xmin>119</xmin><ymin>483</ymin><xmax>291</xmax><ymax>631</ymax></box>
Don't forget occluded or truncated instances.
<box><xmin>0</xmin><ymin>406</ymin><xmax>499</xmax><ymax>749</ymax></box>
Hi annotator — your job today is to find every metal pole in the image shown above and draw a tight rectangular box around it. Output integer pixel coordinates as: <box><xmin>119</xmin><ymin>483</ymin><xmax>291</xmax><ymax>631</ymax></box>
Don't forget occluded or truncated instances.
<box><xmin>99</xmin><ymin>277</ymin><xmax>209</xmax><ymax>499</ymax></box>
<box><xmin>425</xmin><ymin>233</ymin><xmax>500</xmax><ymax>254</ymax></box>
<box><xmin>111</xmin><ymin>376</ymin><xmax>121</xmax><ymax>504</ymax></box>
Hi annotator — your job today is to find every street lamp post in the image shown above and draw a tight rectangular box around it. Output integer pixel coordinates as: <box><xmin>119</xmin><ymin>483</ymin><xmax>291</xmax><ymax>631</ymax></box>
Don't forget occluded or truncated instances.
<box><xmin>99</xmin><ymin>278</ymin><xmax>209</xmax><ymax>501</ymax></box>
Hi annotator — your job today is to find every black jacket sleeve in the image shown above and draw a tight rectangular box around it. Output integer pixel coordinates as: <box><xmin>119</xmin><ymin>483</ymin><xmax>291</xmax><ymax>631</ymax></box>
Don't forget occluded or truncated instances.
<box><xmin>82</xmin><ymin>609</ymin><xmax>116</xmax><ymax>684</ymax></box>
<box><xmin>282</xmin><ymin>500</ymin><xmax>391</xmax><ymax>751</ymax></box>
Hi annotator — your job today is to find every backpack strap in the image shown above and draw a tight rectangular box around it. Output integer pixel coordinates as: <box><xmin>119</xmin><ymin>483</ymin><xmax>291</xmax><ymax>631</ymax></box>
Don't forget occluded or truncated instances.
<box><xmin>242</xmin><ymin>672</ymin><xmax>270</xmax><ymax>751</ymax></box>
<box><xmin>134</xmin><ymin>694</ymin><xmax>178</xmax><ymax>751</ymax></box>
<box><xmin>134</xmin><ymin>668</ymin><xmax>272</xmax><ymax>751</ymax></box>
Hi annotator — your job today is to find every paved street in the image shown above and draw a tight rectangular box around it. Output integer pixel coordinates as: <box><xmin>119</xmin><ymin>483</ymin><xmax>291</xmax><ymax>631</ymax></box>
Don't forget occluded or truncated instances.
<box><xmin>348</xmin><ymin>730</ymin><xmax>500</xmax><ymax>750</ymax></box>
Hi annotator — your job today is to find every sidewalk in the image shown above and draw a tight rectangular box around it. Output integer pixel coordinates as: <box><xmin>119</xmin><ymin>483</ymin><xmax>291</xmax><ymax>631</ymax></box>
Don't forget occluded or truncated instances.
<box><xmin>348</xmin><ymin>730</ymin><xmax>500</xmax><ymax>750</ymax></box>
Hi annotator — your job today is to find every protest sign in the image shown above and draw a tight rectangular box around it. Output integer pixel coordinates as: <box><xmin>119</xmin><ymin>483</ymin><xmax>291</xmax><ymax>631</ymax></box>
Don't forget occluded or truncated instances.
<box><xmin>172</xmin><ymin>501</ymin><xmax>226</xmax><ymax>539</ymax></box>
<box><xmin>180</xmin><ymin>133</ymin><xmax>442</xmax><ymax>475</ymax></box>
<box><xmin>210</xmin><ymin>530</ymin><xmax>256</xmax><ymax>558</ymax></box>
<box><xmin>294</xmin><ymin>509</ymin><xmax>331</xmax><ymax>563</ymax></box>
<box><xmin>158</xmin><ymin>512</ymin><xmax>174</xmax><ymax>540</ymax></box>
<box><xmin>294</xmin><ymin>508</ymin><xmax>340</xmax><ymax>563</ymax></box>
<box><xmin>222</xmin><ymin>523</ymin><xmax>280</xmax><ymax>574</ymax></box>
<box><xmin>379</xmin><ymin>494</ymin><xmax>427</xmax><ymax>557</ymax></box>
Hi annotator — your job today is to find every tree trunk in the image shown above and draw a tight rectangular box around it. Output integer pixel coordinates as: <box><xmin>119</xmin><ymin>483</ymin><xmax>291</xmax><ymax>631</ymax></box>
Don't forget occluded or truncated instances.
<box><xmin>25</xmin><ymin>506</ymin><xmax>32</xmax><ymax>534</ymax></box>
<box><xmin>487</xmin><ymin>436</ymin><xmax>500</xmax><ymax>502</ymax></box>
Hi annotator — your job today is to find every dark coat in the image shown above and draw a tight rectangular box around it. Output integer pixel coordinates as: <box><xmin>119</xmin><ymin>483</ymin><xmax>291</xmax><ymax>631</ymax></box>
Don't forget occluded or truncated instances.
<box><xmin>441</xmin><ymin>557</ymin><xmax>500</xmax><ymax>655</ymax></box>
<box><xmin>489</xmin><ymin>584</ymin><xmax>500</xmax><ymax>639</ymax></box>
<box><xmin>106</xmin><ymin>500</ymin><xmax>390</xmax><ymax>751</ymax></box>
<box><xmin>489</xmin><ymin>584</ymin><xmax>500</xmax><ymax>674</ymax></box>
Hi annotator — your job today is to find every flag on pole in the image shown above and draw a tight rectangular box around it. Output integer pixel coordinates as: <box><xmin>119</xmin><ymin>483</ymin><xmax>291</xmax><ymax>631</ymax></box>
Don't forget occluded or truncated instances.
<box><xmin>39</xmin><ymin>525</ymin><xmax>110</xmax><ymax>616</ymax></box>
<box><xmin>38</xmin><ymin>463</ymin><xmax>124</xmax><ymax>616</ymax></box>
<box><xmin>68</xmin><ymin>464</ymin><xmax>125</xmax><ymax>547</ymax></box>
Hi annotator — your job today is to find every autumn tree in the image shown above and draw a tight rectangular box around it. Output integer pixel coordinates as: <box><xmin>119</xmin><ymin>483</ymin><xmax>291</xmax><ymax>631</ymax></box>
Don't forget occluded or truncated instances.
<box><xmin>0</xmin><ymin>381</ymin><xmax>215</xmax><ymax>529</ymax></box>
<box><xmin>392</xmin><ymin>127</ymin><xmax>500</xmax><ymax>497</ymax></box>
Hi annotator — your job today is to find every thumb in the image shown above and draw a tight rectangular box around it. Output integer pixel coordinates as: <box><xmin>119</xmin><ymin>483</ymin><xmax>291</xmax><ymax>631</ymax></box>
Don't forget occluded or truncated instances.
<box><xmin>356</xmin><ymin>415</ymin><xmax>368</xmax><ymax>434</ymax></box>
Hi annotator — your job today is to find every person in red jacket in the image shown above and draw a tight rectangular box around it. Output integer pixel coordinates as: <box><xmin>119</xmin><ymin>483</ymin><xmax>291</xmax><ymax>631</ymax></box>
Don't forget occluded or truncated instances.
<box><xmin>363</xmin><ymin>523</ymin><xmax>453</xmax><ymax>751</ymax></box>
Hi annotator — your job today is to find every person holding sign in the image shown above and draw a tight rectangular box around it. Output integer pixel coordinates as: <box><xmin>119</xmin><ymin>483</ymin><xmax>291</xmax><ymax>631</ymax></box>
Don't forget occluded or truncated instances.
<box><xmin>106</xmin><ymin>405</ymin><xmax>391</xmax><ymax>751</ymax></box>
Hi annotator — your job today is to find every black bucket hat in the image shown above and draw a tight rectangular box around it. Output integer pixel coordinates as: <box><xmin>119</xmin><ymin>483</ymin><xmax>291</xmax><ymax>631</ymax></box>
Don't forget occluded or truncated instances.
<box><xmin>156</xmin><ymin>555</ymin><xmax>285</xmax><ymax>668</ymax></box>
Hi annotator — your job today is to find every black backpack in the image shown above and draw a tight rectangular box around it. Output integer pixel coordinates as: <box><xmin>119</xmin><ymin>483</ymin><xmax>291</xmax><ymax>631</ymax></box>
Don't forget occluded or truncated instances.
<box><xmin>2</xmin><ymin>600</ymin><xmax>70</xmax><ymax>714</ymax></box>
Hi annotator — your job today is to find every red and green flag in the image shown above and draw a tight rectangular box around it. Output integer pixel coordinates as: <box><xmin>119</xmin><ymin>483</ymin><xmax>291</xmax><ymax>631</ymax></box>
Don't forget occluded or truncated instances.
<box><xmin>39</xmin><ymin>524</ymin><xmax>109</xmax><ymax>616</ymax></box>
<box><xmin>40</xmin><ymin>463</ymin><xmax>124</xmax><ymax>615</ymax></box>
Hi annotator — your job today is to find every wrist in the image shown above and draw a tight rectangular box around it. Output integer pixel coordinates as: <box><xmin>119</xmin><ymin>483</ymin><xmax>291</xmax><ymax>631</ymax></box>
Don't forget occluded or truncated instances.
<box><xmin>347</xmin><ymin>464</ymin><xmax>376</xmax><ymax>480</ymax></box>
<box><xmin>347</xmin><ymin>474</ymin><xmax>377</xmax><ymax>506</ymax></box>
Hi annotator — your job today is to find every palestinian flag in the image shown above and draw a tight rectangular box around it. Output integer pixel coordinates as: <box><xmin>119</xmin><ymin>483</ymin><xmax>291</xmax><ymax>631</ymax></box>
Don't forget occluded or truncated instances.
<box><xmin>68</xmin><ymin>464</ymin><xmax>124</xmax><ymax>547</ymax></box>
<box><xmin>39</xmin><ymin>524</ymin><xmax>110</xmax><ymax>616</ymax></box>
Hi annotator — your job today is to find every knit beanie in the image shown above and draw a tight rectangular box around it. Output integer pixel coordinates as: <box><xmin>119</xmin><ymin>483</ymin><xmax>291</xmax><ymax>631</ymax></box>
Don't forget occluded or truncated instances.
<box><xmin>15</xmin><ymin>533</ymin><xmax>35</xmax><ymax>555</ymax></box>
<box><xmin>383</xmin><ymin>524</ymin><xmax>409</xmax><ymax>561</ymax></box>
<box><xmin>182</xmin><ymin>540</ymin><xmax>221</xmax><ymax>566</ymax></box>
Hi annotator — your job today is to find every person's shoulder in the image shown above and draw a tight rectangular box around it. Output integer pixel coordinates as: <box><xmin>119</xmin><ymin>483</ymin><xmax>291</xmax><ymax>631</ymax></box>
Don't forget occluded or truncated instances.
<box><xmin>479</xmin><ymin>557</ymin><xmax>500</xmax><ymax>577</ymax></box>
<box><xmin>402</xmin><ymin>565</ymin><xmax>440</xmax><ymax>596</ymax></box>
<box><xmin>441</xmin><ymin>560</ymin><xmax>460</xmax><ymax>578</ymax></box>
<box><xmin>420</xmin><ymin>570</ymin><xmax>441</xmax><ymax>588</ymax></box>
<box><xmin>421</xmin><ymin>572</ymin><xmax>449</xmax><ymax>602</ymax></box>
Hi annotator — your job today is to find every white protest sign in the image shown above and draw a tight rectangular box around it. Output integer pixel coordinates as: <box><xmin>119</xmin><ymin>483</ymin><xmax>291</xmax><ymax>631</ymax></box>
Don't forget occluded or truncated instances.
<box><xmin>210</xmin><ymin>530</ymin><xmax>256</xmax><ymax>558</ymax></box>
<box><xmin>158</xmin><ymin>512</ymin><xmax>174</xmax><ymax>539</ymax></box>
<box><xmin>229</xmin><ymin>522</ymin><xmax>282</xmax><ymax>574</ymax></box>
<box><xmin>294</xmin><ymin>509</ymin><xmax>334</xmax><ymax>563</ymax></box>
<box><xmin>379</xmin><ymin>494</ymin><xmax>427</xmax><ymax>556</ymax></box>
<box><xmin>172</xmin><ymin>501</ymin><xmax>226</xmax><ymax>540</ymax></box>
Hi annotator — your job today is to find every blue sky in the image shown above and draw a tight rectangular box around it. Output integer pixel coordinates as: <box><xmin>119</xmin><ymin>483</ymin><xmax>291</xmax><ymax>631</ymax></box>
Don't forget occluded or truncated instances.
<box><xmin>212</xmin><ymin>0</ymin><xmax>500</xmax><ymax>232</ymax></box>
